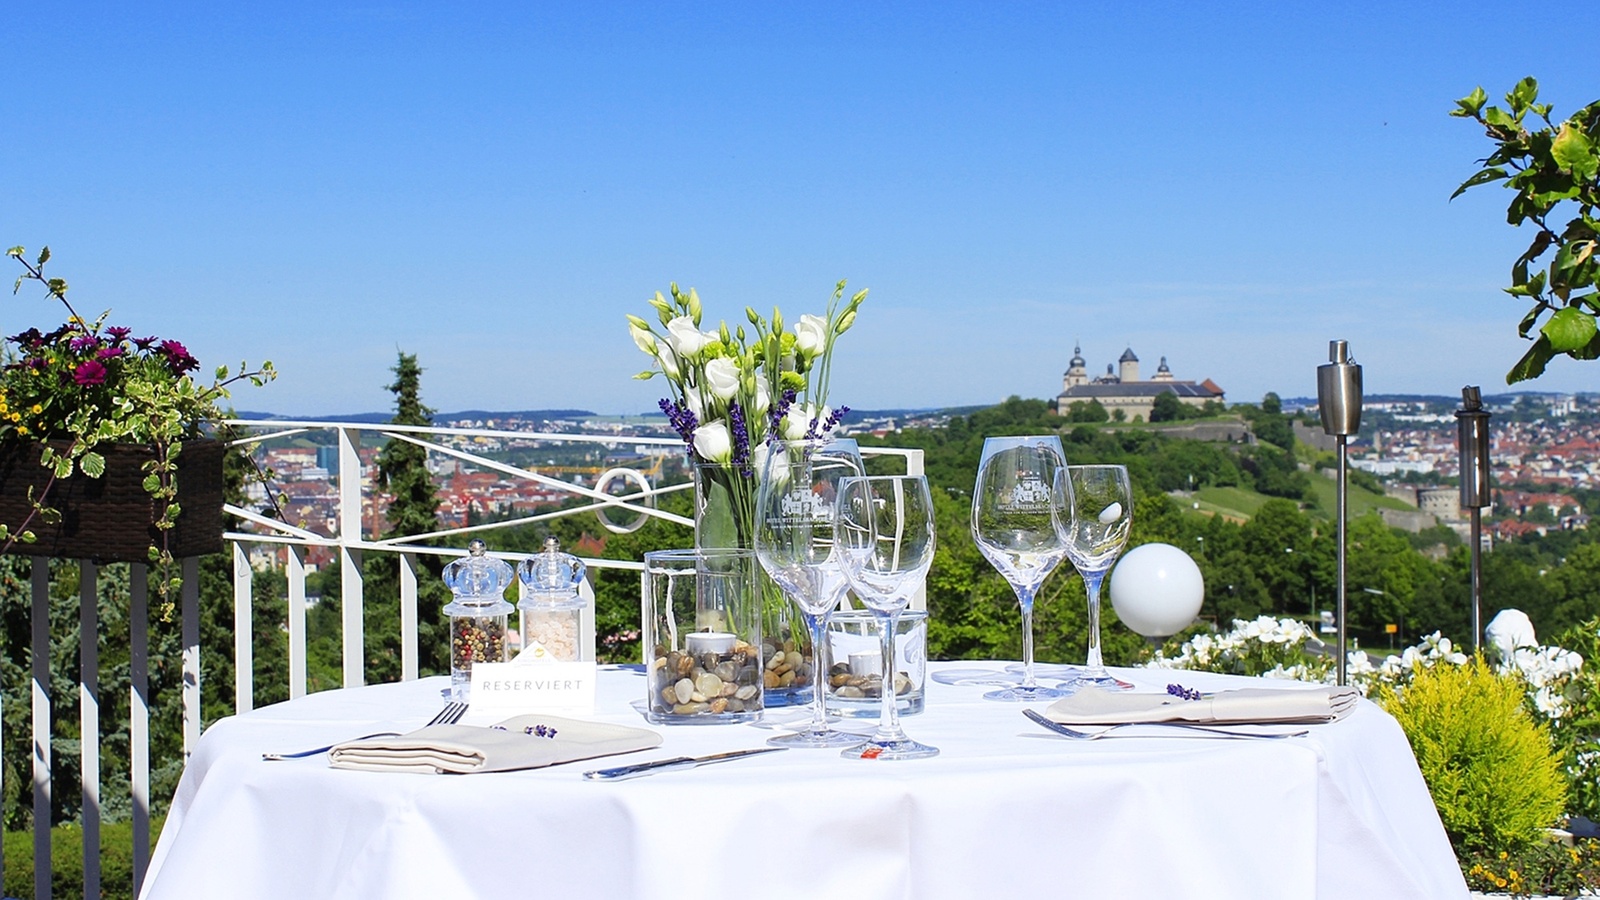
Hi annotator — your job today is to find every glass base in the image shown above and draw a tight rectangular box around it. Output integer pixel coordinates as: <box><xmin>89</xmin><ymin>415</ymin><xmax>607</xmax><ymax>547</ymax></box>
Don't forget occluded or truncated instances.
<box><xmin>1057</xmin><ymin>671</ymin><xmax>1135</xmax><ymax>692</ymax></box>
<box><xmin>930</xmin><ymin>668</ymin><xmax>1020</xmax><ymax>686</ymax></box>
<box><xmin>983</xmin><ymin>683</ymin><xmax>1070</xmax><ymax>702</ymax></box>
<box><xmin>768</xmin><ymin>727</ymin><xmax>867</xmax><ymax>749</ymax></box>
<box><xmin>843</xmin><ymin>736</ymin><xmax>939</xmax><ymax>760</ymax></box>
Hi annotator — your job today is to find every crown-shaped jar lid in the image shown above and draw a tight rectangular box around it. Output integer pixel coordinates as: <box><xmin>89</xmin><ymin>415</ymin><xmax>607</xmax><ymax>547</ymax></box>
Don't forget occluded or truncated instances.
<box><xmin>517</xmin><ymin>537</ymin><xmax>586</xmax><ymax>610</ymax></box>
<box><xmin>443</xmin><ymin>540</ymin><xmax>514</xmax><ymax>615</ymax></box>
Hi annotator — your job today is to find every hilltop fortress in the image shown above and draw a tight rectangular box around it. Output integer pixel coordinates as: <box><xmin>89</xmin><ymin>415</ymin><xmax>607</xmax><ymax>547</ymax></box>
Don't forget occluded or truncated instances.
<box><xmin>1054</xmin><ymin>344</ymin><xmax>1224</xmax><ymax>421</ymax></box>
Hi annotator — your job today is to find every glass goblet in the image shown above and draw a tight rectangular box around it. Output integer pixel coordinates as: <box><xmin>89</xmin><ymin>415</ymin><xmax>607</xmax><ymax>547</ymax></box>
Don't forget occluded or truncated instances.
<box><xmin>834</xmin><ymin>475</ymin><xmax>939</xmax><ymax>760</ymax></box>
<box><xmin>755</xmin><ymin>437</ymin><xmax>865</xmax><ymax>748</ymax></box>
<box><xmin>971</xmin><ymin>435</ymin><xmax>1073</xmax><ymax>702</ymax></box>
<box><xmin>1059</xmin><ymin>464</ymin><xmax>1134</xmax><ymax>691</ymax></box>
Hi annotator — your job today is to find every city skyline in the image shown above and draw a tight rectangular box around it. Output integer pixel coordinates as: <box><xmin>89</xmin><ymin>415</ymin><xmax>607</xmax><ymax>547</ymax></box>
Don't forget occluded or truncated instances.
<box><xmin>6</xmin><ymin>3</ymin><xmax>1596</xmax><ymax>416</ymax></box>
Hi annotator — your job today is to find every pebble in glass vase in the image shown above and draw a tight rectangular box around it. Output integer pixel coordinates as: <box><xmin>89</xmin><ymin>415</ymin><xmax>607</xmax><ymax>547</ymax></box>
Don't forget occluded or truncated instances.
<box><xmin>516</xmin><ymin>537</ymin><xmax>589</xmax><ymax>662</ymax></box>
<box><xmin>443</xmin><ymin>539</ymin><xmax>515</xmax><ymax>702</ymax></box>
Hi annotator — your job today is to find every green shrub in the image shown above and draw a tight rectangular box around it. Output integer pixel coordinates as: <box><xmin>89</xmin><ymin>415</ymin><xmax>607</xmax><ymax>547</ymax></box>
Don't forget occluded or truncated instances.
<box><xmin>1377</xmin><ymin>657</ymin><xmax>1567</xmax><ymax>855</ymax></box>
<box><xmin>3</xmin><ymin>817</ymin><xmax>160</xmax><ymax>900</ymax></box>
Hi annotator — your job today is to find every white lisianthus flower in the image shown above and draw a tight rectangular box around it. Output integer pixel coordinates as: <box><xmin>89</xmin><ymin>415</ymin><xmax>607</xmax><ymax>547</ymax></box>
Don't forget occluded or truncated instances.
<box><xmin>665</xmin><ymin>316</ymin><xmax>711</xmax><ymax>358</ymax></box>
<box><xmin>704</xmin><ymin>357</ymin><xmax>740</xmax><ymax>400</ymax></box>
<box><xmin>751</xmin><ymin>380</ymin><xmax>770</xmax><ymax>419</ymax></box>
<box><xmin>692</xmin><ymin>420</ymin><xmax>733</xmax><ymax>463</ymax></box>
<box><xmin>657</xmin><ymin>343</ymin><xmax>681</xmax><ymax>380</ymax></box>
<box><xmin>781</xmin><ymin>403</ymin><xmax>831</xmax><ymax>440</ymax></box>
<box><xmin>630</xmin><ymin>324</ymin><xmax>656</xmax><ymax>355</ymax></box>
<box><xmin>749</xmin><ymin>442</ymin><xmax>774</xmax><ymax>481</ymax></box>
<box><xmin>683</xmin><ymin>389</ymin><xmax>705</xmax><ymax>423</ymax></box>
<box><xmin>794</xmin><ymin>314</ymin><xmax>828</xmax><ymax>357</ymax></box>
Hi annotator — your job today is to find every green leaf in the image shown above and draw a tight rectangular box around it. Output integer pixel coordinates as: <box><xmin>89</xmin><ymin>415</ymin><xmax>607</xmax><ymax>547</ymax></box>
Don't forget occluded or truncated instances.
<box><xmin>142</xmin><ymin>474</ymin><xmax>162</xmax><ymax>493</ymax></box>
<box><xmin>1484</xmin><ymin>106</ymin><xmax>1517</xmax><ymax>129</ymax></box>
<box><xmin>53</xmin><ymin>457</ymin><xmax>73</xmax><ymax>479</ymax></box>
<box><xmin>1507</xmin><ymin>335</ymin><xmax>1555</xmax><ymax>383</ymax></box>
<box><xmin>1552</xmin><ymin>121</ymin><xmax>1599</xmax><ymax>180</ymax></box>
<box><xmin>1541</xmin><ymin>306</ymin><xmax>1597</xmax><ymax>352</ymax></box>
<box><xmin>37</xmin><ymin>246</ymin><xmax>50</xmax><ymax>265</ymax></box>
<box><xmin>5</xmin><ymin>246</ymin><xmax>22</xmax><ymax>258</ymax></box>
<box><xmin>1450</xmin><ymin>167</ymin><xmax>1508</xmax><ymax>200</ymax></box>
<box><xmin>1452</xmin><ymin>87</ymin><xmax>1488</xmax><ymax>118</ymax></box>
<box><xmin>1509</xmin><ymin>77</ymin><xmax>1539</xmax><ymax>114</ymax></box>
<box><xmin>79</xmin><ymin>451</ymin><xmax>106</xmax><ymax>478</ymax></box>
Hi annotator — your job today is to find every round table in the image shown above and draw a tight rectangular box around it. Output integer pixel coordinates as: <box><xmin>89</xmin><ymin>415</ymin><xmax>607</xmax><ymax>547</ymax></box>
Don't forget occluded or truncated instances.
<box><xmin>140</xmin><ymin>663</ymin><xmax>1466</xmax><ymax>900</ymax></box>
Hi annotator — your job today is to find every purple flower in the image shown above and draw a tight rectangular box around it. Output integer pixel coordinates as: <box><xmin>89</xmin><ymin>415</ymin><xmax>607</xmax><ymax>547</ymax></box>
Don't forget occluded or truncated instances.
<box><xmin>1166</xmin><ymin>683</ymin><xmax>1203</xmax><ymax>701</ymax></box>
<box><xmin>69</xmin><ymin>334</ymin><xmax>100</xmax><ymax>352</ymax></box>
<box><xmin>8</xmin><ymin>328</ymin><xmax>45</xmax><ymax>348</ymax></box>
<box><xmin>97</xmin><ymin>345</ymin><xmax>126</xmax><ymax>361</ymax></box>
<box><xmin>158</xmin><ymin>339</ymin><xmax>199</xmax><ymax>375</ymax></box>
<box><xmin>105</xmin><ymin>326</ymin><xmax>132</xmax><ymax>342</ymax></box>
<box><xmin>768</xmin><ymin>388</ymin><xmax>796</xmax><ymax>443</ymax></box>
<box><xmin>72</xmin><ymin>360</ymin><xmax>108</xmax><ymax>386</ymax></box>
<box><xmin>658</xmin><ymin>398</ymin><xmax>698</xmax><ymax>446</ymax></box>
<box><xmin>132</xmin><ymin>335</ymin><xmax>158</xmax><ymax>351</ymax></box>
<box><xmin>728</xmin><ymin>401</ymin><xmax>752</xmax><ymax>477</ymax></box>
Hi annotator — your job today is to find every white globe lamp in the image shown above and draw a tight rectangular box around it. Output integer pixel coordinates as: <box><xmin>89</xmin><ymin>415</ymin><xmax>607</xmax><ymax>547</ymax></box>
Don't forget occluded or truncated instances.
<box><xmin>1109</xmin><ymin>542</ymin><xmax>1204</xmax><ymax>640</ymax></box>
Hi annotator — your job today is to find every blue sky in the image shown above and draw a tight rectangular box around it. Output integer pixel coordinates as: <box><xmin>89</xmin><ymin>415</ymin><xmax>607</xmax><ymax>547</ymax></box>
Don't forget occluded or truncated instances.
<box><xmin>5</xmin><ymin>3</ymin><xmax>1595</xmax><ymax>416</ymax></box>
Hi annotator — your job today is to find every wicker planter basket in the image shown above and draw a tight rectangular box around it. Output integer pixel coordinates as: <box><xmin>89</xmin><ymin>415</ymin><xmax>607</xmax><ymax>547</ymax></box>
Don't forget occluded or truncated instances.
<box><xmin>0</xmin><ymin>439</ymin><xmax>226</xmax><ymax>563</ymax></box>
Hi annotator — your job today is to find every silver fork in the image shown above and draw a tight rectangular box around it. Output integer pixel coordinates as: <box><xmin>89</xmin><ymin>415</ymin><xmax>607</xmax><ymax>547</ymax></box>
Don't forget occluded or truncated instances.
<box><xmin>262</xmin><ymin>701</ymin><xmax>469</xmax><ymax>761</ymax></box>
<box><xmin>1023</xmin><ymin>708</ymin><xmax>1306</xmax><ymax>741</ymax></box>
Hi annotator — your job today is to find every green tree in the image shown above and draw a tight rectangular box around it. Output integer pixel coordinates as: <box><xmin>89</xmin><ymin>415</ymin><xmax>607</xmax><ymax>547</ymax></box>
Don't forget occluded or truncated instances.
<box><xmin>1451</xmin><ymin>78</ymin><xmax>1600</xmax><ymax>383</ymax></box>
<box><xmin>1149</xmin><ymin>391</ymin><xmax>1183</xmax><ymax>423</ymax></box>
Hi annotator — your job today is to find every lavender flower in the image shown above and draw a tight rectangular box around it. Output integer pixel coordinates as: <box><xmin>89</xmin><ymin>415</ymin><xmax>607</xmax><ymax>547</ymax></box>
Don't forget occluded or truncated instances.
<box><xmin>1166</xmin><ymin>683</ymin><xmax>1203</xmax><ymax>701</ymax></box>
<box><xmin>659</xmin><ymin>398</ymin><xmax>699</xmax><ymax>448</ymax></box>
<box><xmin>728</xmin><ymin>401</ymin><xmax>752</xmax><ymax>476</ymax></box>
<box><xmin>768</xmin><ymin>388</ymin><xmax>796</xmax><ymax>443</ymax></box>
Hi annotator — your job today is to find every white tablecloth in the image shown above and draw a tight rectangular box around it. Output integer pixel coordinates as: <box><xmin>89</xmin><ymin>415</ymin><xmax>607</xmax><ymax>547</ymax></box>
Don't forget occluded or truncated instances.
<box><xmin>140</xmin><ymin>664</ymin><xmax>1467</xmax><ymax>899</ymax></box>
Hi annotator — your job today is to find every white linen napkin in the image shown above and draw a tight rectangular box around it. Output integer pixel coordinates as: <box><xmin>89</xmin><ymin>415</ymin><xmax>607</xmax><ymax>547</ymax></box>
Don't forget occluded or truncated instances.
<box><xmin>1043</xmin><ymin>685</ymin><xmax>1360</xmax><ymax>726</ymax></box>
<box><xmin>328</xmin><ymin>714</ymin><xmax>662</xmax><ymax>774</ymax></box>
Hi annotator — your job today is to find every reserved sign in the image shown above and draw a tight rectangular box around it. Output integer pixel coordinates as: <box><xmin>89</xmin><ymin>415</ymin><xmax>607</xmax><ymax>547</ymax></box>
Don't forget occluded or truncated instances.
<box><xmin>469</xmin><ymin>660</ymin><xmax>597</xmax><ymax>715</ymax></box>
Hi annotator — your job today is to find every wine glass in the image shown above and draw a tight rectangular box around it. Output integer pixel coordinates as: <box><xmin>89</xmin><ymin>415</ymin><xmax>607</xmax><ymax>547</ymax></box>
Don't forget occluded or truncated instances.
<box><xmin>833</xmin><ymin>475</ymin><xmax>939</xmax><ymax>760</ymax></box>
<box><xmin>971</xmin><ymin>436</ymin><xmax>1074</xmax><ymax>701</ymax></box>
<box><xmin>754</xmin><ymin>437</ymin><xmax>866</xmax><ymax>748</ymax></box>
<box><xmin>1058</xmin><ymin>464</ymin><xmax>1134</xmax><ymax>691</ymax></box>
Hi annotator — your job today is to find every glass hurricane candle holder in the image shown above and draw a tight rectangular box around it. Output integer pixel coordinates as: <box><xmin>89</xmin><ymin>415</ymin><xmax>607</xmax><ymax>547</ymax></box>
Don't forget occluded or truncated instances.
<box><xmin>644</xmin><ymin>548</ymin><xmax>763</xmax><ymax>724</ymax></box>
<box><xmin>825</xmin><ymin>609</ymin><xmax>927</xmax><ymax>718</ymax></box>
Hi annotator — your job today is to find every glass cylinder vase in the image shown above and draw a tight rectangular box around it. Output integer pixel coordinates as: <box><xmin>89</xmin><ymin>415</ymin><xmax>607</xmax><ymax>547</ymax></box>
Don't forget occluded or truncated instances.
<box><xmin>693</xmin><ymin>458</ymin><xmax>813</xmax><ymax>707</ymax></box>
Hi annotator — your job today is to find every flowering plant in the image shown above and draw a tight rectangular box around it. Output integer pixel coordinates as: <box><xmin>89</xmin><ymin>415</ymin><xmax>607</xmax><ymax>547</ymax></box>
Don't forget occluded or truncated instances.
<box><xmin>626</xmin><ymin>280</ymin><xmax>865</xmax><ymax>546</ymax></box>
<box><xmin>3</xmin><ymin>245</ymin><xmax>275</xmax><ymax>594</ymax></box>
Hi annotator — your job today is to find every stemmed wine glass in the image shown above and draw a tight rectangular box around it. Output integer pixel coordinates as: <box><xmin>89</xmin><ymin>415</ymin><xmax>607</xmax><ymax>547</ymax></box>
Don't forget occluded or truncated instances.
<box><xmin>970</xmin><ymin>435</ymin><xmax>1074</xmax><ymax>702</ymax></box>
<box><xmin>833</xmin><ymin>475</ymin><xmax>939</xmax><ymax>760</ymax></box>
<box><xmin>754</xmin><ymin>437</ymin><xmax>866</xmax><ymax>748</ymax></box>
<box><xmin>1058</xmin><ymin>464</ymin><xmax>1134</xmax><ymax>691</ymax></box>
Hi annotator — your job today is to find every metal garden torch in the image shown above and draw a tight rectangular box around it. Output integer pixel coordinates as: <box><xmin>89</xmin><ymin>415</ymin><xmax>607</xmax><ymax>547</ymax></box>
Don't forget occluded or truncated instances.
<box><xmin>1317</xmin><ymin>340</ymin><xmax>1362</xmax><ymax>686</ymax></box>
<box><xmin>1456</xmin><ymin>386</ymin><xmax>1492</xmax><ymax>652</ymax></box>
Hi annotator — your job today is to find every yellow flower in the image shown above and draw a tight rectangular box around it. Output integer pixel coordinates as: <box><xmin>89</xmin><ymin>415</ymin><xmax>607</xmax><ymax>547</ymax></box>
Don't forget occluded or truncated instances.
<box><xmin>29</xmin><ymin>403</ymin><xmax>41</xmax><ymax>414</ymax></box>
<box><xmin>16</xmin><ymin>426</ymin><xmax>28</xmax><ymax>436</ymax></box>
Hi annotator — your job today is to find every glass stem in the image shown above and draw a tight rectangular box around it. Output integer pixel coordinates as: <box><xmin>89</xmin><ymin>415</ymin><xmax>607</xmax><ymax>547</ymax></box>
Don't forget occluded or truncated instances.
<box><xmin>805</xmin><ymin>612</ymin><xmax>830</xmax><ymax>732</ymax></box>
<box><xmin>1084</xmin><ymin>571</ymin><xmax>1106</xmax><ymax>673</ymax></box>
<box><xmin>1018</xmin><ymin>588</ymin><xmax>1037</xmax><ymax>688</ymax></box>
<box><xmin>875</xmin><ymin>611</ymin><xmax>904</xmax><ymax>741</ymax></box>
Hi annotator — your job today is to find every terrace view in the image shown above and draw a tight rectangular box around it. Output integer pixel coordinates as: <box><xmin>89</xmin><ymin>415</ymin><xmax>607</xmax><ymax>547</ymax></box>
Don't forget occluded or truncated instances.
<box><xmin>4</xmin><ymin>4</ymin><xmax>1599</xmax><ymax>900</ymax></box>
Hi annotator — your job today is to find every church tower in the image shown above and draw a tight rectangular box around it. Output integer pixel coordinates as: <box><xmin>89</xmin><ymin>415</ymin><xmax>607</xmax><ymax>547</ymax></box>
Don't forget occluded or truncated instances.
<box><xmin>1062</xmin><ymin>342</ymin><xmax>1089</xmax><ymax>390</ymax></box>
<box><xmin>1118</xmin><ymin>347</ymin><xmax>1140</xmax><ymax>383</ymax></box>
<box><xmin>1152</xmin><ymin>356</ymin><xmax>1174</xmax><ymax>382</ymax></box>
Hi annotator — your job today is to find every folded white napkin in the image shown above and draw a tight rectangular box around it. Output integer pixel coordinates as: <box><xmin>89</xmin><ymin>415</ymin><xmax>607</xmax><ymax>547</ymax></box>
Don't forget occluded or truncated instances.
<box><xmin>328</xmin><ymin>714</ymin><xmax>662</xmax><ymax>774</ymax></box>
<box><xmin>1043</xmin><ymin>685</ymin><xmax>1360</xmax><ymax>726</ymax></box>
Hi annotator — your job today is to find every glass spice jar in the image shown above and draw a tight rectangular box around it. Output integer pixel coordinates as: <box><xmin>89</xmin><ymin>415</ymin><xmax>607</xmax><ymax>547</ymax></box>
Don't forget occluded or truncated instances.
<box><xmin>516</xmin><ymin>537</ymin><xmax>587</xmax><ymax>662</ymax></box>
<box><xmin>442</xmin><ymin>539</ymin><xmax>515</xmax><ymax>702</ymax></box>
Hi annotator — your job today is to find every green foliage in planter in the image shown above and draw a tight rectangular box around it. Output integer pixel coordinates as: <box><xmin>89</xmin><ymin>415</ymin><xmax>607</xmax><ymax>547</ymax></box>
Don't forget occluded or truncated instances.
<box><xmin>1462</xmin><ymin>839</ymin><xmax>1600</xmax><ymax>898</ymax></box>
<box><xmin>1547</xmin><ymin>616</ymin><xmax>1600</xmax><ymax>821</ymax></box>
<box><xmin>1376</xmin><ymin>657</ymin><xmax>1568</xmax><ymax>855</ymax></box>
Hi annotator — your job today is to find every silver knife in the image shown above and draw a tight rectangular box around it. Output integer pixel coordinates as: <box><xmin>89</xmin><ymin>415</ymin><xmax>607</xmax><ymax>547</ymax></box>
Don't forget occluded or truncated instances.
<box><xmin>583</xmin><ymin>747</ymin><xmax>784</xmax><ymax>781</ymax></box>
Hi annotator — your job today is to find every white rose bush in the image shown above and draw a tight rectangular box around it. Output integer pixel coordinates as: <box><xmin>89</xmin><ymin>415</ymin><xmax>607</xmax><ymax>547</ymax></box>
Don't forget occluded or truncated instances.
<box><xmin>627</xmin><ymin>280</ymin><xmax>866</xmax><ymax>548</ymax></box>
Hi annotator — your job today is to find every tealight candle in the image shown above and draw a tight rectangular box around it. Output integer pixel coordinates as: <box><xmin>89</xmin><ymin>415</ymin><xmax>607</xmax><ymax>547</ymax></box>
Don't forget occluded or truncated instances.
<box><xmin>685</xmin><ymin>631</ymin><xmax>737</xmax><ymax>656</ymax></box>
<box><xmin>849</xmin><ymin>650</ymin><xmax>883</xmax><ymax>677</ymax></box>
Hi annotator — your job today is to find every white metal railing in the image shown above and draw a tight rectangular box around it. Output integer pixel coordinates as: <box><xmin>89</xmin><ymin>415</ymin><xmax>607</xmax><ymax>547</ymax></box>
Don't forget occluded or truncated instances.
<box><xmin>12</xmin><ymin>421</ymin><xmax>922</xmax><ymax>900</ymax></box>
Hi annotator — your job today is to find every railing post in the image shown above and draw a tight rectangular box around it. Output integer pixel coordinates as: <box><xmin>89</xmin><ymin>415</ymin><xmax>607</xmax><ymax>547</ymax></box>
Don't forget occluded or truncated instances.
<box><xmin>130</xmin><ymin>563</ymin><xmax>151</xmax><ymax>894</ymax></box>
<box><xmin>79</xmin><ymin>561</ymin><xmax>101</xmax><ymax>900</ymax></box>
<box><xmin>401</xmin><ymin>552</ymin><xmax>418</xmax><ymax>681</ymax></box>
<box><xmin>182</xmin><ymin>556</ymin><xmax>201</xmax><ymax>757</ymax></box>
<box><xmin>288</xmin><ymin>546</ymin><xmax>307</xmax><ymax>698</ymax></box>
<box><xmin>31</xmin><ymin>557</ymin><xmax>50</xmax><ymax>900</ymax></box>
<box><xmin>234</xmin><ymin>543</ymin><xmax>253</xmax><ymax>712</ymax></box>
<box><xmin>338</xmin><ymin>426</ymin><xmax>365</xmax><ymax>687</ymax></box>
